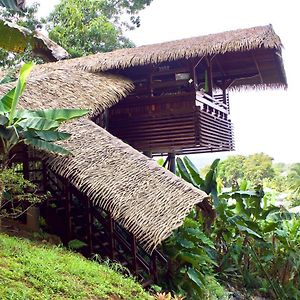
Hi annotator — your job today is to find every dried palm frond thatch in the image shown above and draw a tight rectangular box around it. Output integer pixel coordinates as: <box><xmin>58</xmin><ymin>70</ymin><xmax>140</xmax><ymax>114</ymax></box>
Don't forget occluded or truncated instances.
<box><xmin>39</xmin><ymin>24</ymin><xmax>283</xmax><ymax>72</ymax></box>
<box><xmin>0</xmin><ymin>68</ymin><xmax>133</xmax><ymax>116</ymax></box>
<box><xmin>44</xmin><ymin>118</ymin><xmax>208</xmax><ymax>251</ymax></box>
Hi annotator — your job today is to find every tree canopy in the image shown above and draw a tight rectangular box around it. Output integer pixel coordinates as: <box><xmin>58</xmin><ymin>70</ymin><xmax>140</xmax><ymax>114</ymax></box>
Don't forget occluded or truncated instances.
<box><xmin>207</xmin><ymin>153</ymin><xmax>276</xmax><ymax>187</ymax></box>
<box><xmin>46</xmin><ymin>0</ymin><xmax>153</xmax><ymax>57</ymax></box>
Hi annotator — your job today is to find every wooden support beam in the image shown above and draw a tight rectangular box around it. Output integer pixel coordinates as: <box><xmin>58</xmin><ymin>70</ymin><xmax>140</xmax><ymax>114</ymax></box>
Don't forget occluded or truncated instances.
<box><xmin>150</xmin><ymin>251</ymin><xmax>158</xmax><ymax>283</ymax></box>
<box><xmin>108</xmin><ymin>213</ymin><xmax>115</xmax><ymax>260</ymax></box>
<box><xmin>206</xmin><ymin>57</ymin><xmax>213</xmax><ymax>96</ymax></box>
<box><xmin>63</xmin><ymin>180</ymin><xmax>72</xmax><ymax>243</ymax></box>
<box><xmin>84</xmin><ymin>195</ymin><xmax>93</xmax><ymax>256</ymax></box>
<box><xmin>22</xmin><ymin>144</ymin><xmax>30</xmax><ymax>180</ymax></box>
<box><xmin>131</xmin><ymin>233</ymin><xmax>138</xmax><ymax>275</ymax></box>
<box><xmin>252</xmin><ymin>52</ymin><xmax>263</xmax><ymax>84</ymax></box>
<box><xmin>167</xmin><ymin>153</ymin><xmax>176</xmax><ymax>174</ymax></box>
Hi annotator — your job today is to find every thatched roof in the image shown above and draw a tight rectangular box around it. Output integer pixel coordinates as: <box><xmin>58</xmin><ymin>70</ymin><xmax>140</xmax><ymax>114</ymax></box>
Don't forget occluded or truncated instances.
<box><xmin>44</xmin><ymin>118</ymin><xmax>208</xmax><ymax>251</ymax></box>
<box><xmin>0</xmin><ymin>67</ymin><xmax>133</xmax><ymax>116</ymax></box>
<box><xmin>0</xmin><ymin>67</ymin><xmax>208</xmax><ymax>250</ymax></box>
<box><xmin>36</xmin><ymin>24</ymin><xmax>287</xmax><ymax>89</ymax></box>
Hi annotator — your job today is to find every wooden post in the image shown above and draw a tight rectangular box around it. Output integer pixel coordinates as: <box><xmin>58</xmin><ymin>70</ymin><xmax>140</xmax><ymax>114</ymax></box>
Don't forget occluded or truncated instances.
<box><xmin>150</xmin><ymin>250</ymin><xmax>158</xmax><ymax>283</ymax></box>
<box><xmin>108</xmin><ymin>213</ymin><xmax>115</xmax><ymax>260</ymax></box>
<box><xmin>167</xmin><ymin>153</ymin><xmax>176</xmax><ymax>174</ymax></box>
<box><xmin>131</xmin><ymin>233</ymin><xmax>138</xmax><ymax>275</ymax></box>
<box><xmin>22</xmin><ymin>144</ymin><xmax>30</xmax><ymax>180</ymax></box>
<box><xmin>63</xmin><ymin>180</ymin><xmax>72</xmax><ymax>243</ymax></box>
<box><xmin>84</xmin><ymin>195</ymin><xmax>93</xmax><ymax>256</ymax></box>
<box><xmin>206</xmin><ymin>57</ymin><xmax>213</xmax><ymax>97</ymax></box>
<box><xmin>26</xmin><ymin>206</ymin><xmax>40</xmax><ymax>232</ymax></box>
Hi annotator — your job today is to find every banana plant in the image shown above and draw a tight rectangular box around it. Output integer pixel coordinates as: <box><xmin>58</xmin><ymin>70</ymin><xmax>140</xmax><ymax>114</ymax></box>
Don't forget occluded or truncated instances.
<box><xmin>0</xmin><ymin>0</ymin><xmax>25</xmax><ymax>11</ymax></box>
<box><xmin>0</xmin><ymin>62</ymin><xmax>89</xmax><ymax>165</ymax></box>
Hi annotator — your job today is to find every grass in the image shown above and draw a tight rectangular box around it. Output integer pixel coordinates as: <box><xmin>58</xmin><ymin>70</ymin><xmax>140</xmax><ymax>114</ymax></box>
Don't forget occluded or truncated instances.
<box><xmin>0</xmin><ymin>233</ymin><xmax>153</xmax><ymax>300</ymax></box>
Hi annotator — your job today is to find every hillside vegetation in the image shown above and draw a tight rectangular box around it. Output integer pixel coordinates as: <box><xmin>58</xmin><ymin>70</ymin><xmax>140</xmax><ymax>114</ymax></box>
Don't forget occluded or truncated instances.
<box><xmin>0</xmin><ymin>233</ymin><xmax>152</xmax><ymax>300</ymax></box>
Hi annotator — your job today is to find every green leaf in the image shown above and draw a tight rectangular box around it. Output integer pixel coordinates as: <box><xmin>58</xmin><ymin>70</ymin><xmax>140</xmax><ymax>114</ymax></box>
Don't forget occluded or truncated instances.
<box><xmin>237</xmin><ymin>224</ymin><xmax>262</xmax><ymax>239</ymax></box>
<box><xmin>0</xmin><ymin>87</ymin><xmax>16</xmax><ymax>113</ymax></box>
<box><xmin>176</xmin><ymin>157</ymin><xmax>193</xmax><ymax>184</ymax></box>
<box><xmin>183</xmin><ymin>156</ymin><xmax>205</xmax><ymax>186</ymax></box>
<box><xmin>178</xmin><ymin>238</ymin><xmax>195</xmax><ymax>249</ymax></box>
<box><xmin>0</xmin><ymin>115</ymin><xmax>8</xmax><ymax>125</ymax></box>
<box><xmin>24</xmin><ymin>130</ymin><xmax>71</xmax><ymax>142</ymax></box>
<box><xmin>8</xmin><ymin>62</ymin><xmax>34</xmax><ymax>125</ymax></box>
<box><xmin>204</xmin><ymin>158</ymin><xmax>220</xmax><ymax>193</ymax></box>
<box><xmin>24</xmin><ymin>137</ymin><xmax>71</xmax><ymax>155</ymax></box>
<box><xmin>32</xmin><ymin>108</ymin><xmax>89</xmax><ymax>122</ymax></box>
<box><xmin>178</xmin><ymin>252</ymin><xmax>202</xmax><ymax>266</ymax></box>
<box><xmin>18</xmin><ymin>118</ymin><xmax>60</xmax><ymax>130</ymax></box>
<box><xmin>0</xmin><ymin>0</ymin><xmax>25</xmax><ymax>11</ymax></box>
<box><xmin>0</xmin><ymin>125</ymin><xmax>19</xmax><ymax>144</ymax></box>
<box><xmin>187</xmin><ymin>267</ymin><xmax>203</xmax><ymax>288</ymax></box>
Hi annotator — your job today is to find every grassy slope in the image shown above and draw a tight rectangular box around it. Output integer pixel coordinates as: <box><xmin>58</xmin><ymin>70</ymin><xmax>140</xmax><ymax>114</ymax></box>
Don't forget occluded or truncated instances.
<box><xmin>0</xmin><ymin>233</ymin><xmax>153</xmax><ymax>300</ymax></box>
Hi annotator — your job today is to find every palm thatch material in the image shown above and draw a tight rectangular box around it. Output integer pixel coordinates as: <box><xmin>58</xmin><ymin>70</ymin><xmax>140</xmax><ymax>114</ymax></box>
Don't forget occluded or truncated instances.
<box><xmin>44</xmin><ymin>118</ymin><xmax>208</xmax><ymax>251</ymax></box>
<box><xmin>0</xmin><ymin>67</ymin><xmax>133</xmax><ymax>116</ymax></box>
<box><xmin>41</xmin><ymin>24</ymin><xmax>283</xmax><ymax>72</ymax></box>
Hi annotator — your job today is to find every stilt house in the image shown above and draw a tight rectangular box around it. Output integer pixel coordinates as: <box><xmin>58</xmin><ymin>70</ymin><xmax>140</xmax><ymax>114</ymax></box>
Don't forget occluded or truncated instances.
<box><xmin>0</xmin><ymin>24</ymin><xmax>287</xmax><ymax>283</ymax></box>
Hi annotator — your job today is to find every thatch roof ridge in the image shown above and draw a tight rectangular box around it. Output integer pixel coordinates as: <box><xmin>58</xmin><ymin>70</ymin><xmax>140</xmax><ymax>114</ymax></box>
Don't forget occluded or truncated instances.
<box><xmin>39</xmin><ymin>24</ymin><xmax>283</xmax><ymax>73</ymax></box>
<box><xmin>44</xmin><ymin>118</ymin><xmax>208</xmax><ymax>251</ymax></box>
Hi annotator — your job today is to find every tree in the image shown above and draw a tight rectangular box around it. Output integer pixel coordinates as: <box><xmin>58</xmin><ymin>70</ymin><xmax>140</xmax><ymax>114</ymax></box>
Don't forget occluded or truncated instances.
<box><xmin>243</xmin><ymin>153</ymin><xmax>275</xmax><ymax>185</ymax></box>
<box><xmin>217</xmin><ymin>155</ymin><xmax>246</xmax><ymax>186</ymax></box>
<box><xmin>210</xmin><ymin>153</ymin><xmax>276</xmax><ymax>187</ymax></box>
<box><xmin>46</xmin><ymin>0</ymin><xmax>153</xmax><ymax>57</ymax></box>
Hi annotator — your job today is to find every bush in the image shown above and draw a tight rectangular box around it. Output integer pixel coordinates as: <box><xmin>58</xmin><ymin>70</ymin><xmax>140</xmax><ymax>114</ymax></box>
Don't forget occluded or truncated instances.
<box><xmin>0</xmin><ymin>167</ymin><xmax>44</xmax><ymax>220</ymax></box>
<box><xmin>166</xmin><ymin>157</ymin><xmax>300</xmax><ymax>299</ymax></box>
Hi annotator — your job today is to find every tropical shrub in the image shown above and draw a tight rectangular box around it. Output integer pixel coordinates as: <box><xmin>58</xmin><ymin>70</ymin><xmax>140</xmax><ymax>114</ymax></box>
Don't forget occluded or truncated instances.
<box><xmin>166</xmin><ymin>156</ymin><xmax>300</xmax><ymax>300</ymax></box>
<box><xmin>0</xmin><ymin>167</ymin><xmax>45</xmax><ymax>220</ymax></box>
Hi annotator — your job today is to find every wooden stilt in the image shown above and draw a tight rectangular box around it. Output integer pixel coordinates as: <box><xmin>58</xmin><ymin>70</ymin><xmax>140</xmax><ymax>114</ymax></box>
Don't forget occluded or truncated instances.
<box><xmin>167</xmin><ymin>153</ymin><xmax>176</xmax><ymax>174</ymax></box>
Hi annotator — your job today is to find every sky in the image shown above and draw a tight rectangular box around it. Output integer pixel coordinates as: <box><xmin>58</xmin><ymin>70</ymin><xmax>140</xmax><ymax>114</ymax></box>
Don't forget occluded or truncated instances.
<box><xmin>29</xmin><ymin>0</ymin><xmax>300</xmax><ymax>164</ymax></box>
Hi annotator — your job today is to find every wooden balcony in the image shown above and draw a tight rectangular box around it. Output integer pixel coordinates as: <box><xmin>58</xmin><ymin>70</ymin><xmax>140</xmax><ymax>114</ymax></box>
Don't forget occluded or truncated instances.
<box><xmin>107</xmin><ymin>91</ymin><xmax>234</xmax><ymax>155</ymax></box>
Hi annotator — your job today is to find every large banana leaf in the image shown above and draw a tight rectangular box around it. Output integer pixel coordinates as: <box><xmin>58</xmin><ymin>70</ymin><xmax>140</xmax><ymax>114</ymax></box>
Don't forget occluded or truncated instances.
<box><xmin>31</xmin><ymin>108</ymin><xmax>90</xmax><ymax>121</ymax></box>
<box><xmin>0</xmin><ymin>19</ymin><xmax>69</xmax><ymax>61</ymax></box>
<box><xmin>23</xmin><ymin>130</ymin><xmax>71</xmax><ymax>142</ymax></box>
<box><xmin>18</xmin><ymin>117</ymin><xmax>60</xmax><ymax>131</ymax></box>
<box><xmin>24</xmin><ymin>137</ymin><xmax>71</xmax><ymax>155</ymax></box>
<box><xmin>0</xmin><ymin>0</ymin><xmax>25</xmax><ymax>11</ymax></box>
<box><xmin>9</xmin><ymin>62</ymin><xmax>33</xmax><ymax>124</ymax></box>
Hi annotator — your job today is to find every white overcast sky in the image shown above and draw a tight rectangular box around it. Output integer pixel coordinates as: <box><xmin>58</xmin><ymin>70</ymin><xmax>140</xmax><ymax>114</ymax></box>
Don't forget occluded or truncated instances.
<box><xmin>29</xmin><ymin>0</ymin><xmax>299</xmax><ymax>164</ymax></box>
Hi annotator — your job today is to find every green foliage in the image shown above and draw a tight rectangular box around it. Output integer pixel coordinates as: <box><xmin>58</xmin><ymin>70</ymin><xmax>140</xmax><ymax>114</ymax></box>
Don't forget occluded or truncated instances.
<box><xmin>0</xmin><ymin>3</ymin><xmax>43</xmax><ymax>70</ymax></box>
<box><xmin>0</xmin><ymin>0</ymin><xmax>25</xmax><ymax>11</ymax></box>
<box><xmin>68</xmin><ymin>239</ymin><xmax>87</xmax><ymax>250</ymax></box>
<box><xmin>46</xmin><ymin>0</ymin><xmax>152</xmax><ymax>57</ymax></box>
<box><xmin>0</xmin><ymin>167</ymin><xmax>44</xmax><ymax>219</ymax></box>
<box><xmin>216</xmin><ymin>153</ymin><xmax>275</xmax><ymax>187</ymax></box>
<box><xmin>287</xmin><ymin>163</ymin><xmax>300</xmax><ymax>199</ymax></box>
<box><xmin>217</xmin><ymin>155</ymin><xmax>246</xmax><ymax>186</ymax></box>
<box><xmin>0</xmin><ymin>62</ymin><xmax>89</xmax><ymax>162</ymax></box>
<box><xmin>171</xmin><ymin>156</ymin><xmax>300</xmax><ymax>299</ymax></box>
<box><xmin>0</xmin><ymin>233</ymin><xmax>152</xmax><ymax>299</ymax></box>
<box><xmin>162</xmin><ymin>212</ymin><xmax>227</xmax><ymax>300</ymax></box>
